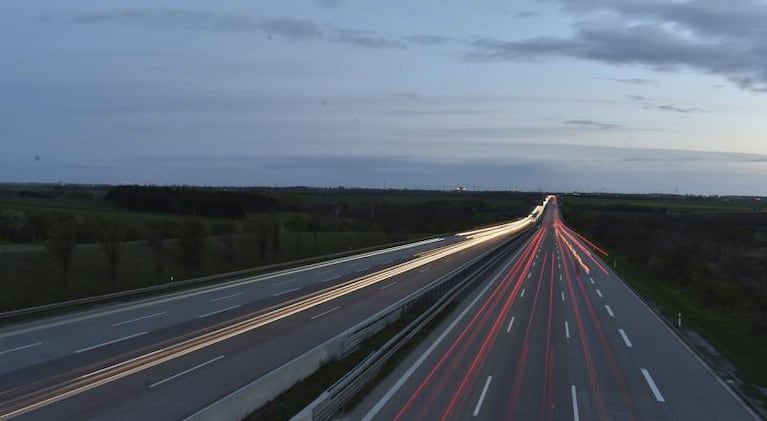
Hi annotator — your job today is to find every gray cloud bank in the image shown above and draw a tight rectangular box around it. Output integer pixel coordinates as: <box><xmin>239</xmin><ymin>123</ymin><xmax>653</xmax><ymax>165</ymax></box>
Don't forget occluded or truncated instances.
<box><xmin>465</xmin><ymin>0</ymin><xmax>767</xmax><ymax>91</ymax></box>
<box><xmin>5</xmin><ymin>144</ymin><xmax>767</xmax><ymax>195</ymax></box>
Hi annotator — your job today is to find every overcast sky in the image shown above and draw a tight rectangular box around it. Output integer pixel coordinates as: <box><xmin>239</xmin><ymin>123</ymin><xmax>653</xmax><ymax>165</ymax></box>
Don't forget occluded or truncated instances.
<box><xmin>3</xmin><ymin>0</ymin><xmax>767</xmax><ymax>194</ymax></box>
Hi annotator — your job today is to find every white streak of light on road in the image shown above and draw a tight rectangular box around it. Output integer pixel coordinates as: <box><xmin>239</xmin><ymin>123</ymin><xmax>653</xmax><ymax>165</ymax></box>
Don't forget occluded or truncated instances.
<box><xmin>273</xmin><ymin>287</ymin><xmax>300</xmax><ymax>297</ymax></box>
<box><xmin>209</xmin><ymin>292</ymin><xmax>244</xmax><ymax>302</ymax></box>
<box><xmin>112</xmin><ymin>312</ymin><xmax>167</xmax><ymax>327</ymax></box>
<box><xmin>75</xmin><ymin>332</ymin><xmax>148</xmax><ymax>354</ymax></box>
<box><xmin>197</xmin><ymin>305</ymin><xmax>241</xmax><ymax>319</ymax></box>
<box><xmin>0</xmin><ymin>342</ymin><xmax>43</xmax><ymax>356</ymax></box>
<box><xmin>149</xmin><ymin>355</ymin><xmax>224</xmax><ymax>388</ymax></box>
<box><xmin>309</xmin><ymin>306</ymin><xmax>341</xmax><ymax>320</ymax></box>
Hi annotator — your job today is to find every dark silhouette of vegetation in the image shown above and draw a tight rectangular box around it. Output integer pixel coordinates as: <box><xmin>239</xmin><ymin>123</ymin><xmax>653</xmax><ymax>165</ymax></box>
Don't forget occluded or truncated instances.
<box><xmin>104</xmin><ymin>185</ymin><xmax>279</xmax><ymax>218</ymax></box>
<box><xmin>144</xmin><ymin>223</ymin><xmax>165</xmax><ymax>274</ymax></box>
<box><xmin>98</xmin><ymin>217</ymin><xmax>126</xmax><ymax>282</ymax></box>
<box><xmin>179</xmin><ymin>217</ymin><xmax>208</xmax><ymax>267</ymax></box>
<box><xmin>45</xmin><ymin>218</ymin><xmax>78</xmax><ymax>288</ymax></box>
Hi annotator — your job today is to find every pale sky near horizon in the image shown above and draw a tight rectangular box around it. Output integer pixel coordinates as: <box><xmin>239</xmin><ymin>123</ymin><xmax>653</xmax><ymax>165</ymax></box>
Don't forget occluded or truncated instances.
<box><xmin>2</xmin><ymin>0</ymin><xmax>767</xmax><ymax>194</ymax></box>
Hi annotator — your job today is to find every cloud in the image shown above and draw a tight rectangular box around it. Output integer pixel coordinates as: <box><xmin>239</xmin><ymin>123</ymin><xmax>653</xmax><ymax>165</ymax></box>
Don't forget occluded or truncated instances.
<box><xmin>329</xmin><ymin>28</ymin><xmax>407</xmax><ymax>49</ymax></box>
<box><xmin>70</xmin><ymin>9</ymin><xmax>406</xmax><ymax>49</ymax></box>
<box><xmin>259</xmin><ymin>18</ymin><xmax>323</xmax><ymax>40</ymax></box>
<box><xmin>626</xmin><ymin>95</ymin><xmax>704</xmax><ymax>113</ymax></box>
<box><xmin>564</xmin><ymin>119</ymin><xmax>620</xmax><ymax>129</ymax></box>
<box><xmin>464</xmin><ymin>0</ymin><xmax>767</xmax><ymax>92</ymax></box>
<box><xmin>405</xmin><ymin>34</ymin><xmax>451</xmax><ymax>45</ymax></box>
<box><xmin>602</xmin><ymin>77</ymin><xmax>656</xmax><ymax>85</ymax></box>
<box><xmin>627</xmin><ymin>95</ymin><xmax>652</xmax><ymax>101</ymax></box>
<box><xmin>515</xmin><ymin>11</ymin><xmax>540</xmax><ymax>18</ymax></box>
<box><xmin>318</xmin><ymin>0</ymin><xmax>346</xmax><ymax>7</ymax></box>
<box><xmin>644</xmin><ymin>104</ymin><xmax>705</xmax><ymax>113</ymax></box>
<box><xmin>393</xmin><ymin>92</ymin><xmax>421</xmax><ymax>100</ymax></box>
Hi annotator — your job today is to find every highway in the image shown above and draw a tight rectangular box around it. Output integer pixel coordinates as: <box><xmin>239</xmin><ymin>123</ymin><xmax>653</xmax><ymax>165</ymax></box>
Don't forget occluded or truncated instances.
<box><xmin>353</xmin><ymin>197</ymin><xmax>759</xmax><ymax>421</ymax></box>
<box><xmin>0</xmin><ymin>207</ymin><xmax>539</xmax><ymax>419</ymax></box>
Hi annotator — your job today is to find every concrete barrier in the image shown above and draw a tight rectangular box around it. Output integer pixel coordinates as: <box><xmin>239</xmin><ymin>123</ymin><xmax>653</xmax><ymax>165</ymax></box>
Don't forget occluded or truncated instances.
<box><xmin>185</xmin><ymin>337</ymin><xmax>343</xmax><ymax>421</ymax></box>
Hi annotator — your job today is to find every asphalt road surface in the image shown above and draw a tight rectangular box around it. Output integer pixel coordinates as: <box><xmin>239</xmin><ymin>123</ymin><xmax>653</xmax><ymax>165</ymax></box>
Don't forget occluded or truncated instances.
<box><xmin>0</xmin><ymin>216</ymin><xmax>534</xmax><ymax>420</ymax></box>
<box><xmin>352</xmin><ymin>198</ymin><xmax>759</xmax><ymax>421</ymax></box>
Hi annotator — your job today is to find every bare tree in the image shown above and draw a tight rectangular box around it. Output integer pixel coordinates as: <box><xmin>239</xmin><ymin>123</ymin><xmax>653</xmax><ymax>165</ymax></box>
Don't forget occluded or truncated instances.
<box><xmin>98</xmin><ymin>217</ymin><xmax>126</xmax><ymax>283</ymax></box>
<box><xmin>45</xmin><ymin>218</ymin><xmax>78</xmax><ymax>288</ymax></box>
<box><xmin>144</xmin><ymin>223</ymin><xmax>165</xmax><ymax>274</ymax></box>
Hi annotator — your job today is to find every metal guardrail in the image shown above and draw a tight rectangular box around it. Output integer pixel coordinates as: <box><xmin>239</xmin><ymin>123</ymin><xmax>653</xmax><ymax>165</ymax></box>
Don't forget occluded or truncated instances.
<box><xmin>0</xmin><ymin>236</ymin><xmax>437</xmax><ymax>322</ymax></box>
<box><xmin>306</xmin><ymin>228</ymin><xmax>535</xmax><ymax>421</ymax></box>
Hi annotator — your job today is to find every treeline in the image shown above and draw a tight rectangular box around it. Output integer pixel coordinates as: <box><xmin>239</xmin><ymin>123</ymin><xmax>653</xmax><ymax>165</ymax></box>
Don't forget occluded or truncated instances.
<box><xmin>104</xmin><ymin>185</ymin><xmax>281</xmax><ymax>218</ymax></box>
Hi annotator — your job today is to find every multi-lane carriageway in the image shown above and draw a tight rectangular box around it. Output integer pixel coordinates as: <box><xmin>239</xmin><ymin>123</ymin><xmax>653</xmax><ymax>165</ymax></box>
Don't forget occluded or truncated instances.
<box><xmin>0</xmin><ymin>199</ymin><xmax>543</xmax><ymax>420</ymax></box>
<box><xmin>353</xmin><ymin>197</ymin><xmax>759</xmax><ymax>421</ymax></box>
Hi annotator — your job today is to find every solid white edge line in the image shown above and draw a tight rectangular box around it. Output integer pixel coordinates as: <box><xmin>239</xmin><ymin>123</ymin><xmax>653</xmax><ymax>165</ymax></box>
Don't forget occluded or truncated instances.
<box><xmin>506</xmin><ymin>316</ymin><xmax>516</xmax><ymax>333</ymax></box>
<box><xmin>75</xmin><ymin>332</ymin><xmax>147</xmax><ymax>354</ymax></box>
<box><xmin>641</xmin><ymin>368</ymin><xmax>665</xmax><ymax>402</ymax></box>
<box><xmin>360</xmin><ymin>237</ymin><xmax>529</xmax><ymax>421</ymax></box>
<box><xmin>112</xmin><ymin>311</ymin><xmax>167</xmax><ymax>327</ymax></box>
<box><xmin>196</xmin><ymin>305</ymin><xmax>241</xmax><ymax>319</ymax></box>
<box><xmin>565</xmin><ymin>321</ymin><xmax>570</xmax><ymax>338</ymax></box>
<box><xmin>149</xmin><ymin>355</ymin><xmax>225</xmax><ymax>388</ymax></box>
<box><xmin>472</xmin><ymin>376</ymin><xmax>493</xmax><ymax>416</ymax></box>
<box><xmin>619</xmin><ymin>329</ymin><xmax>633</xmax><ymax>348</ymax></box>
<box><xmin>571</xmin><ymin>385</ymin><xmax>580</xmax><ymax>421</ymax></box>
<box><xmin>209</xmin><ymin>292</ymin><xmax>245</xmax><ymax>302</ymax></box>
<box><xmin>310</xmin><ymin>306</ymin><xmax>342</xmax><ymax>320</ymax></box>
<box><xmin>605</xmin><ymin>304</ymin><xmax>615</xmax><ymax>317</ymax></box>
<box><xmin>0</xmin><ymin>342</ymin><xmax>43</xmax><ymax>355</ymax></box>
<box><xmin>273</xmin><ymin>287</ymin><xmax>300</xmax><ymax>297</ymax></box>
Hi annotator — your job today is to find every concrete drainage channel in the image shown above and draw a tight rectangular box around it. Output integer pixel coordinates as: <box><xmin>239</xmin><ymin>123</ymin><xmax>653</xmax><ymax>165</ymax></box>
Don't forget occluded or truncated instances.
<box><xmin>184</xmin><ymin>227</ymin><xmax>533</xmax><ymax>421</ymax></box>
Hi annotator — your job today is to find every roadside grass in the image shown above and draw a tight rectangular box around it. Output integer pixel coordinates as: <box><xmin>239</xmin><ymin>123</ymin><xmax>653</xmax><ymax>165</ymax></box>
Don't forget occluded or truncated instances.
<box><xmin>0</xmin><ymin>231</ymin><xmax>422</xmax><ymax>312</ymax></box>
<box><xmin>610</xmin><ymin>254</ymin><xmax>767</xmax><ymax>389</ymax></box>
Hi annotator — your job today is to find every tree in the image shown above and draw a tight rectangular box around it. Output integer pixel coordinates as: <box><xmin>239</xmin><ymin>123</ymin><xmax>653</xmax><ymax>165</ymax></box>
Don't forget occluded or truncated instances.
<box><xmin>45</xmin><ymin>218</ymin><xmax>78</xmax><ymax>288</ymax></box>
<box><xmin>179</xmin><ymin>217</ymin><xmax>208</xmax><ymax>267</ymax></box>
<box><xmin>245</xmin><ymin>217</ymin><xmax>269</xmax><ymax>262</ymax></box>
<box><xmin>285</xmin><ymin>214</ymin><xmax>308</xmax><ymax>257</ymax></box>
<box><xmin>0</xmin><ymin>209</ymin><xmax>30</xmax><ymax>242</ymax></box>
<box><xmin>220</xmin><ymin>220</ymin><xmax>242</xmax><ymax>263</ymax></box>
<box><xmin>144</xmin><ymin>223</ymin><xmax>165</xmax><ymax>274</ymax></box>
<box><xmin>269</xmin><ymin>215</ymin><xmax>281</xmax><ymax>254</ymax></box>
<box><xmin>98</xmin><ymin>217</ymin><xmax>126</xmax><ymax>282</ymax></box>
